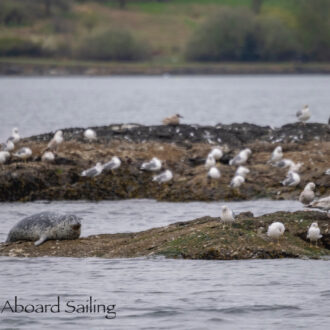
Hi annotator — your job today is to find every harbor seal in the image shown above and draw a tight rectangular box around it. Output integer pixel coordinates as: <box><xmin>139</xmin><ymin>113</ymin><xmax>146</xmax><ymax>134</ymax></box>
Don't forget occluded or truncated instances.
<box><xmin>6</xmin><ymin>212</ymin><xmax>81</xmax><ymax>246</ymax></box>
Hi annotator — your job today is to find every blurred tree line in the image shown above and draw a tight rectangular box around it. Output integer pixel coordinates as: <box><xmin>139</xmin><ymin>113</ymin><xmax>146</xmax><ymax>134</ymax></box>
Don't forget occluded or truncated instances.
<box><xmin>1</xmin><ymin>0</ymin><xmax>330</xmax><ymax>62</ymax></box>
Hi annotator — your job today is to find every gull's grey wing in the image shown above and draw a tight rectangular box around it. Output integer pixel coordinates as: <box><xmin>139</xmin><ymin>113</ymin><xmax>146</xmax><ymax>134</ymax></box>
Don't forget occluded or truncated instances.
<box><xmin>103</xmin><ymin>160</ymin><xmax>115</xmax><ymax>171</ymax></box>
<box><xmin>153</xmin><ymin>172</ymin><xmax>166</xmax><ymax>182</ymax></box>
<box><xmin>296</xmin><ymin>109</ymin><xmax>302</xmax><ymax>117</ymax></box>
<box><xmin>84</xmin><ymin>167</ymin><xmax>98</xmax><ymax>177</ymax></box>
<box><xmin>230</xmin><ymin>155</ymin><xmax>242</xmax><ymax>166</ymax></box>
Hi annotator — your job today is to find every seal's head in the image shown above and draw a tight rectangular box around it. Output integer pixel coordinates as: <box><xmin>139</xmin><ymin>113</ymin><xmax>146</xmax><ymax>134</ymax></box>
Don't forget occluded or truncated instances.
<box><xmin>58</xmin><ymin>214</ymin><xmax>81</xmax><ymax>239</ymax></box>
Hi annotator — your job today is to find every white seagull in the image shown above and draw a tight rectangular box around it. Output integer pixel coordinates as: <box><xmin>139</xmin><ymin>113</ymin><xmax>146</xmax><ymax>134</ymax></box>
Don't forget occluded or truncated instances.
<box><xmin>2</xmin><ymin>139</ymin><xmax>15</xmax><ymax>152</ymax></box>
<box><xmin>229</xmin><ymin>148</ymin><xmax>252</xmax><ymax>166</ymax></box>
<box><xmin>307</xmin><ymin>222</ymin><xmax>322</xmax><ymax>247</ymax></box>
<box><xmin>0</xmin><ymin>151</ymin><xmax>10</xmax><ymax>164</ymax></box>
<box><xmin>81</xmin><ymin>162</ymin><xmax>103</xmax><ymax>177</ymax></box>
<box><xmin>13</xmin><ymin>147</ymin><xmax>32</xmax><ymax>160</ymax></box>
<box><xmin>299</xmin><ymin>182</ymin><xmax>315</xmax><ymax>205</ymax></box>
<box><xmin>47</xmin><ymin>130</ymin><xmax>64</xmax><ymax>151</ymax></box>
<box><xmin>208</xmin><ymin>166</ymin><xmax>221</xmax><ymax>179</ymax></box>
<box><xmin>308</xmin><ymin>195</ymin><xmax>330</xmax><ymax>211</ymax></box>
<box><xmin>41</xmin><ymin>151</ymin><xmax>55</xmax><ymax>163</ymax></box>
<box><xmin>10</xmin><ymin>128</ymin><xmax>20</xmax><ymax>143</ymax></box>
<box><xmin>296</xmin><ymin>105</ymin><xmax>311</xmax><ymax>123</ymax></box>
<box><xmin>103</xmin><ymin>156</ymin><xmax>121</xmax><ymax>171</ymax></box>
<box><xmin>210</xmin><ymin>147</ymin><xmax>223</xmax><ymax>160</ymax></box>
<box><xmin>325</xmin><ymin>169</ymin><xmax>330</xmax><ymax>175</ymax></box>
<box><xmin>141</xmin><ymin>157</ymin><xmax>162</xmax><ymax>171</ymax></box>
<box><xmin>268</xmin><ymin>146</ymin><xmax>283</xmax><ymax>163</ymax></box>
<box><xmin>235</xmin><ymin>166</ymin><xmax>250</xmax><ymax>178</ymax></box>
<box><xmin>84</xmin><ymin>129</ymin><xmax>97</xmax><ymax>142</ymax></box>
<box><xmin>153</xmin><ymin>169</ymin><xmax>173</xmax><ymax>183</ymax></box>
<box><xmin>230</xmin><ymin>175</ymin><xmax>245</xmax><ymax>188</ymax></box>
<box><xmin>267</xmin><ymin>222</ymin><xmax>285</xmax><ymax>244</ymax></box>
<box><xmin>282</xmin><ymin>171</ymin><xmax>300</xmax><ymax>187</ymax></box>
<box><xmin>220</xmin><ymin>205</ymin><xmax>235</xmax><ymax>227</ymax></box>
<box><xmin>205</xmin><ymin>154</ymin><xmax>216</xmax><ymax>169</ymax></box>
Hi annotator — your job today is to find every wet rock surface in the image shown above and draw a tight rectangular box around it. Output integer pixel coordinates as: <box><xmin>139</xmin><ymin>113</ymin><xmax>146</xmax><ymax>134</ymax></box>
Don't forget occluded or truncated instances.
<box><xmin>0</xmin><ymin>211</ymin><xmax>329</xmax><ymax>260</ymax></box>
<box><xmin>0</xmin><ymin>123</ymin><xmax>329</xmax><ymax>202</ymax></box>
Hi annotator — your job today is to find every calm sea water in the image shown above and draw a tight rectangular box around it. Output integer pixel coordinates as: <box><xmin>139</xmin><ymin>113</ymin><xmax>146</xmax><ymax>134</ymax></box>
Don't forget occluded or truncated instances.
<box><xmin>0</xmin><ymin>75</ymin><xmax>329</xmax><ymax>141</ymax></box>
<box><xmin>1</xmin><ymin>200</ymin><xmax>329</xmax><ymax>329</ymax></box>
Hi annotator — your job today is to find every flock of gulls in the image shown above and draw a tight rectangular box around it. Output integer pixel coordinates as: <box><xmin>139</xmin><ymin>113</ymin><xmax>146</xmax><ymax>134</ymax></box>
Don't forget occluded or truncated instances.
<box><xmin>1</xmin><ymin>105</ymin><xmax>329</xmax><ymax>248</ymax></box>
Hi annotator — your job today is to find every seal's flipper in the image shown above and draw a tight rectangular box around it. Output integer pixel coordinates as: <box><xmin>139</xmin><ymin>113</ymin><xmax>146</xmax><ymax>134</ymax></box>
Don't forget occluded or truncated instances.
<box><xmin>34</xmin><ymin>235</ymin><xmax>47</xmax><ymax>246</ymax></box>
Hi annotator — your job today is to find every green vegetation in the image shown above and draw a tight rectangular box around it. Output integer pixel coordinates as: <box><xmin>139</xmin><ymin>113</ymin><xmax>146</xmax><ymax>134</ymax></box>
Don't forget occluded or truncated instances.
<box><xmin>0</xmin><ymin>0</ymin><xmax>329</xmax><ymax>63</ymax></box>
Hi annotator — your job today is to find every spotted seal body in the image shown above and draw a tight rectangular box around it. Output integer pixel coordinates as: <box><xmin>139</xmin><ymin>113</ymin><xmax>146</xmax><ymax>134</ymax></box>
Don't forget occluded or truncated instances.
<box><xmin>6</xmin><ymin>212</ymin><xmax>81</xmax><ymax>246</ymax></box>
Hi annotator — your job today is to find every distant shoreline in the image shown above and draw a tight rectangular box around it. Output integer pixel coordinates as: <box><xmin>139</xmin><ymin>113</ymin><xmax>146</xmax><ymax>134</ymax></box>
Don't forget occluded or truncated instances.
<box><xmin>2</xmin><ymin>58</ymin><xmax>330</xmax><ymax>76</ymax></box>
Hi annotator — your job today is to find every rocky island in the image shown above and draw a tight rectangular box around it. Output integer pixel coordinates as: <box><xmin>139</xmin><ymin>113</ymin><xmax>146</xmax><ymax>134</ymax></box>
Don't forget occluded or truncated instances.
<box><xmin>1</xmin><ymin>210</ymin><xmax>329</xmax><ymax>260</ymax></box>
<box><xmin>0</xmin><ymin>122</ymin><xmax>329</xmax><ymax>202</ymax></box>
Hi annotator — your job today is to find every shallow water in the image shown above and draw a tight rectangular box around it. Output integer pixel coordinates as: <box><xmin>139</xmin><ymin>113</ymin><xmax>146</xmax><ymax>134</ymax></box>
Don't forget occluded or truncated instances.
<box><xmin>0</xmin><ymin>199</ymin><xmax>303</xmax><ymax>243</ymax></box>
<box><xmin>1</xmin><ymin>75</ymin><xmax>329</xmax><ymax>141</ymax></box>
<box><xmin>0</xmin><ymin>257</ymin><xmax>329</xmax><ymax>329</ymax></box>
<box><xmin>1</xmin><ymin>199</ymin><xmax>327</xmax><ymax>329</ymax></box>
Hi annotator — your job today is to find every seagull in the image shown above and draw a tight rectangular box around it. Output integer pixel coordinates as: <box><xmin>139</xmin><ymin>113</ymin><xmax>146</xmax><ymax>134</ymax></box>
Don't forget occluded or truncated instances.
<box><xmin>299</xmin><ymin>182</ymin><xmax>315</xmax><ymax>205</ymax></box>
<box><xmin>162</xmin><ymin>114</ymin><xmax>183</xmax><ymax>126</ymax></box>
<box><xmin>274</xmin><ymin>158</ymin><xmax>294</xmax><ymax>169</ymax></box>
<box><xmin>81</xmin><ymin>162</ymin><xmax>103</xmax><ymax>177</ymax></box>
<box><xmin>308</xmin><ymin>195</ymin><xmax>330</xmax><ymax>211</ymax></box>
<box><xmin>289</xmin><ymin>162</ymin><xmax>303</xmax><ymax>173</ymax></box>
<box><xmin>220</xmin><ymin>205</ymin><xmax>235</xmax><ymax>227</ymax></box>
<box><xmin>153</xmin><ymin>169</ymin><xmax>173</xmax><ymax>183</ymax></box>
<box><xmin>103</xmin><ymin>156</ymin><xmax>121</xmax><ymax>171</ymax></box>
<box><xmin>230</xmin><ymin>175</ymin><xmax>245</xmax><ymax>188</ymax></box>
<box><xmin>267</xmin><ymin>222</ymin><xmax>285</xmax><ymax>244</ymax></box>
<box><xmin>0</xmin><ymin>151</ymin><xmax>10</xmax><ymax>165</ymax></box>
<box><xmin>307</xmin><ymin>222</ymin><xmax>322</xmax><ymax>247</ymax></box>
<box><xmin>207</xmin><ymin>166</ymin><xmax>221</xmax><ymax>179</ymax></box>
<box><xmin>41</xmin><ymin>151</ymin><xmax>55</xmax><ymax>163</ymax></box>
<box><xmin>210</xmin><ymin>147</ymin><xmax>223</xmax><ymax>160</ymax></box>
<box><xmin>2</xmin><ymin>139</ymin><xmax>15</xmax><ymax>152</ymax></box>
<box><xmin>141</xmin><ymin>157</ymin><xmax>162</xmax><ymax>171</ymax></box>
<box><xmin>10</xmin><ymin>127</ymin><xmax>20</xmax><ymax>143</ymax></box>
<box><xmin>229</xmin><ymin>148</ymin><xmax>252</xmax><ymax>166</ymax></box>
<box><xmin>324</xmin><ymin>169</ymin><xmax>330</xmax><ymax>175</ymax></box>
<box><xmin>47</xmin><ymin>130</ymin><xmax>64</xmax><ymax>151</ymax></box>
<box><xmin>205</xmin><ymin>154</ymin><xmax>216</xmax><ymax>169</ymax></box>
<box><xmin>296</xmin><ymin>105</ymin><xmax>311</xmax><ymax>123</ymax></box>
<box><xmin>84</xmin><ymin>128</ymin><xmax>97</xmax><ymax>142</ymax></box>
<box><xmin>268</xmin><ymin>146</ymin><xmax>283</xmax><ymax>163</ymax></box>
<box><xmin>235</xmin><ymin>166</ymin><xmax>250</xmax><ymax>178</ymax></box>
<box><xmin>13</xmin><ymin>147</ymin><xmax>32</xmax><ymax>161</ymax></box>
<box><xmin>282</xmin><ymin>171</ymin><xmax>300</xmax><ymax>187</ymax></box>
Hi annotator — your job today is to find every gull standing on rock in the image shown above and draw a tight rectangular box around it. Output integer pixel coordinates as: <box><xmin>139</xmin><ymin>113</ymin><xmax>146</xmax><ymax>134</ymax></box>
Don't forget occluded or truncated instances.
<box><xmin>267</xmin><ymin>222</ymin><xmax>285</xmax><ymax>244</ymax></box>
<box><xmin>296</xmin><ymin>105</ymin><xmax>311</xmax><ymax>123</ymax></box>
<box><xmin>13</xmin><ymin>147</ymin><xmax>32</xmax><ymax>161</ymax></box>
<box><xmin>282</xmin><ymin>171</ymin><xmax>300</xmax><ymax>187</ymax></box>
<box><xmin>220</xmin><ymin>205</ymin><xmax>235</xmax><ymax>227</ymax></box>
<box><xmin>103</xmin><ymin>156</ymin><xmax>121</xmax><ymax>171</ymax></box>
<box><xmin>299</xmin><ymin>182</ymin><xmax>315</xmax><ymax>205</ymax></box>
<box><xmin>307</xmin><ymin>222</ymin><xmax>322</xmax><ymax>247</ymax></box>
<box><xmin>230</xmin><ymin>175</ymin><xmax>245</xmax><ymax>188</ymax></box>
<box><xmin>162</xmin><ymin>114</ymin><xmax>183</xmax><ymax>126</ymax></box>
<box><xmin>84</xmin><ymin>129</ymin><xmax>97</xmax><ymax>142</ymax></box>
<box><xmin>208</xmin><ymin>166</ymin><xmax>221</xmax><ymax>179</ymax></box>
<box><xmin>235</xmin><ymin>166</ymin><xmax>250</xmax><ymax>178</ymax></box>
<box><xmin>0</xmin><ymin>151</ymin><xmax>10</xmax><ymax>165</ymax></box>
<box><xmin>205</xmin><ymin>154</ymin><xmax>216</xmax><ymax>169</ymax></box>
<box><xmin>2</xmin><ymin>139</ymin><xmax>15</xmax><ymax>152</ymax></box>
<box><xmin>42</xmin><ymin>151</ymin><xmax>55</xmax><ymax>163</ymax></box>
<box><xmin>210</xmin><ymin>147</ymin><xmax>223</xmax><ymax>160</ymax></box>
<box><xmin>229</xmin><ymin>148</ymin><xmax>252</xmax><ymax>166</ymax></box>
<box><xmin>10</xmin><ymin>128</ymin><xmax>20</xmax><ymax>143</ymax></box>
<box><xmin>141</xmin><ymin>157</ymin><xmax>162</xmax><ymax>171</ymax></box>
<box><xmin>81</xmin><ymin>162</ymin><xmax>103</xmax><ymax>177</ymax></box>
<box><xmin>153</xmin><ymin>169</ymin><xmax>173</xmax><ymax>183</ymax></box>
<box><xmin>268</xmin><ymin>146</ymin><xmax>283</xmax><ymax>163</ymax></box>
<box><xmin>47</xmin><ymin>130</ymin><xmax>63</xmax><ymax>152</ymax></box>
